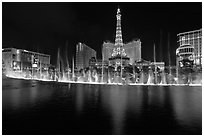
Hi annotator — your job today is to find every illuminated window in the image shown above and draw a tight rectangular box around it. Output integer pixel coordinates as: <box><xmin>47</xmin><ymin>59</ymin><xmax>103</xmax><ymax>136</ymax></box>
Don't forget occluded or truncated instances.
<box><xmin>117</xmin><ymin>15</ymin><xmax>121</xmax><ymax>20</ymax></box>
<box><xmin>182</xmin><ymin>36</ymin><xmax>185</xmax><ymax>40</ymax></box>
<box><xmin>16</xmin><ymin>50</ymin><xmax>20</xmax><ymax>54</ymax></box>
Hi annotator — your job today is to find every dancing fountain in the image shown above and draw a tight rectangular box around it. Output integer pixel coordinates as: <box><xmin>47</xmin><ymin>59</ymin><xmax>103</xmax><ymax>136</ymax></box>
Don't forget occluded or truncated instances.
<box><xmin>52</xmin><ymin>48</ymin><xmax>202</xmax><ymax>86</ymax></box>
<box><xmin>4</xmin><ymin>55</ymin><xmax>202</xmax><ymax>86</ymax></box>
<box><xmin>4</xmin><ymin>43</ymin><xmax>202</xmax><ymax>86</ymax></box>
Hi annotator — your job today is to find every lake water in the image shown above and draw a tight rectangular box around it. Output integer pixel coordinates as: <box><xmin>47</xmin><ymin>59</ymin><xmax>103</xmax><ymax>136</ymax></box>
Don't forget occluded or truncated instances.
<box><xmin>2</xmin><ymin>78</ymin><xmax>202</xmax><ymax>135</ymax></box>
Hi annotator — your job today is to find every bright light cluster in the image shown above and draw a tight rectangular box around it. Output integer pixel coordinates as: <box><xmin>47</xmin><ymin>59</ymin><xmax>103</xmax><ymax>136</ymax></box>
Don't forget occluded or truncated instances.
<box><xmin>4</xmin><ymin>70</ymin><xmax>202</xmax><ymax>87</ymax></box>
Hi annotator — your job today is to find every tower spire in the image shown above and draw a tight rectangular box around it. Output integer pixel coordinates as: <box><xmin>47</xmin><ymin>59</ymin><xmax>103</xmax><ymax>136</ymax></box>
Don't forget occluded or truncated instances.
<box><xmin>115</xmin><ymin>6</ymin><xmax>123</xmax><ymax>46</ymax></box>
<box><xmin>112</xmin><ymin>7</ymin><xmax>126</xmax><ymax>57</ymax></box>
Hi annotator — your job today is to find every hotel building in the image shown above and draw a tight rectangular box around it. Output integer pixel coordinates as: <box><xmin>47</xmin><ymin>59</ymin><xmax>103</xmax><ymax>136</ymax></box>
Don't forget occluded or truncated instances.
<box><xmin>102</xmin><ymin>7</ymin><xmax>141</xmax><ymax>67</ymax></box>
<box><xmin>176</xmin><ymin>29</ymin><xmax>202</xmax><ymax>68</ymax></box>
<box><xmin>2</xmin><ymin>48</ymin><xmax>50</xmax><ymax>72</ymax></box>
<box><xmin>75</xmin><ymin>42</ymin><xmax>96</xmax><ymax>70</ymax></box>
<box><xmin>102</xmin><ymin>40</ymin><xmax>141</xmax><ymax>65</ymax></box>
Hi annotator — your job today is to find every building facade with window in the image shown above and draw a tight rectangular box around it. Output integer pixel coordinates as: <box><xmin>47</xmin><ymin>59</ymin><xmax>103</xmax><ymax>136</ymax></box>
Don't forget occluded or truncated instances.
<box><xmin>75</xmin><ymin>42</ymin><xmax>96</xmax><ymax>70</ymax></box>
<box><xmin>123</xmin><ymin>40</ymin><xmax>141</xmax><ymax>64</ymax></box>
<box><xmin>102</xmin><ymin>41</ymin><xmax>115</xmax><ymax>62</ymax></box>
<box><xmin>102</xmin><ymin>40</ymin><xmax>141</xmax><ymax>65</ymax></box>
<box><xmin>176</xmin><ymin>29</ymin><xmax>202</xmax><ymax>68</ymax></box>
<box><xmin>2</xmin><ymin>48</ymin><xmax>50</xmax><ymax>72</ymax></box>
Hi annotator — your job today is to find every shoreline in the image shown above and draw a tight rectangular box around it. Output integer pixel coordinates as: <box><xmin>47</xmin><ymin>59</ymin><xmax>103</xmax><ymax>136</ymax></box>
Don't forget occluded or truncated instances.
<box><xmin>3</xmin><ymin>76</ymin><xmax>202</xmax><ymax>87</ymax></box>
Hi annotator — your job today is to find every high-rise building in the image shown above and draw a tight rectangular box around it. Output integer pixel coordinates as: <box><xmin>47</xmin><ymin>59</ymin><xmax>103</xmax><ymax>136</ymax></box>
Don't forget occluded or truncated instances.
<box><xmin>75</xmin><ymin>42</ymin><xmax>96</xmax><ymax>70</ymax></box>
<box><xmin>176</xmin><ymin>29</ymin><xmax>202</xmax><ymax>68</ymax></box>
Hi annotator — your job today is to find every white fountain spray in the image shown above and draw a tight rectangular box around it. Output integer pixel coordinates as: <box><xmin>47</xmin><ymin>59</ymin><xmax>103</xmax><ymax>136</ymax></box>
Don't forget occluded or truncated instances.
<box><xmin>65</xmin><ymin>41</ymin><xmax>70</xmax><ymax>81</ymax></box>
<box><xmin>167</xmin><ymin>33</ymin><xmax>172</xmax><ymax>81</ymax></box>
<box><xmin>102</xmin><ymin>49</ymin><xmax>104</xmax><ymax>83</ymax></box>
<box><xmin>154</xmin><ymin>44</ymin><xmax>158</xmax><ymax>84</ymax></box>
<box><xmin>72</xmin><ymin>56</ymin><xmax>75</xmax><ymax>81</ymax></box>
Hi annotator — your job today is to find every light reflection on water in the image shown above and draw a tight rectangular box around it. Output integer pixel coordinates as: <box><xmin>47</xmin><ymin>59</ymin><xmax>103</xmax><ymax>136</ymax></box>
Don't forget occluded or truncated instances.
<box><xmin>170</xmin><ymin>86</ymin><xmax>202</xmax><ymax>130</ymax></box>
<box><xmin>2</xmin><ymin>78</ymin><xmax>202</xmax><ymax>135</ymax></box>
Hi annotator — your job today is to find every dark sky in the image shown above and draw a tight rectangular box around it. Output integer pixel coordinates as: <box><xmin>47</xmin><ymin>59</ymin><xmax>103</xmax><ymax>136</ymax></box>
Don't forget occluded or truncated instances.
<box><xmin>2</xmin><ymin>2</ymin><xmax>202</xmax><ymax>66</ymax></box>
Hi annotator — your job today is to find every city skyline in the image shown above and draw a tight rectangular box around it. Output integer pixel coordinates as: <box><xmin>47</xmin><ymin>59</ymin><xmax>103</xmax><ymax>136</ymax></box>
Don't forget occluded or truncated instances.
<box><xmin>2</xmin><ymin>2</ymin><xmax>202</xmax><ymax>65</ymax></box>
<box><xmin>2</xmin><ymin>3</ymin><xmax>202</xmax><ymax>135</ymax></box>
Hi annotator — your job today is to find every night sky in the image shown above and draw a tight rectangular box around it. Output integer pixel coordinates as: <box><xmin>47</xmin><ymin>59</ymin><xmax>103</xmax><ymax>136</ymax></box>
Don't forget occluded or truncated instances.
<box><xmin>2</xmin><ymin>2</ymin><xmax>202</xmax><ymax>66</ymax></box>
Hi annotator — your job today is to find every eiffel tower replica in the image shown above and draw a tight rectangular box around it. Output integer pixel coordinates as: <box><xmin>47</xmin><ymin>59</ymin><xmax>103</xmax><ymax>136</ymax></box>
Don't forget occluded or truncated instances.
<box><xmin>109</xmin><ymin>7</ymin><xmax>130</xmax><ymax>77</ymax></box>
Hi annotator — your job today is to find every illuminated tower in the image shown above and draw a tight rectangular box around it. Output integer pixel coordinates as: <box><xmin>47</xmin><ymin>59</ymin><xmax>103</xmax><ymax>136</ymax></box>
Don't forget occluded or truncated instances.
<box><xmin>109</xmin><ymin>7</ymin><xmax>129</xmax><ymax>69</ymax></box>
<box><xmin>111</xmin><ymin>7</ymin><xmax>126</xmax><ymax>57</ymax></box>
<box><xmin>103</xmin><ymin>7</ymin><xmax>141</xmax><ymax>64</ymax></box>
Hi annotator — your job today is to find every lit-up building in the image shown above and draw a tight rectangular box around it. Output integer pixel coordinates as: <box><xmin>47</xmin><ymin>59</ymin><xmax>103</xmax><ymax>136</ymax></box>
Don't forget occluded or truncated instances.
<box><xmin>2</xmin><ymin>48</ymin><xmax>50</xmax><ymax>72</ymax></box>
<box><xmin>102</xmin><ymin>7</ymin><xmax>141</xmax><ymax>67</ymax></box>
<box><xmin>102</xmin><ymin>40</ymin><xmax>141</xmax><ymax>65</ymax></box>
<box><xmin>176</xmin><ymin>44</ymin><xmax>194</xmax><ymax>69</ymax></box>
<box><xmin>76</xmin><ymin>42</ymin><xmax>96</xmax><ymax>70</ymax></box>
<box><xmin>135</xmin><ymin>59</ymin><xmax>165</xmax><ymax>72</ymax></box>
<box><xmin>89</xmin><ymin>57</ymin><xmax>98</xmax><ymax>69</ymax></box>
<box><xmin>102</xmin><ymin>41</ymin><xmax>115</xmax><ymax>62</ymax></box>
<box><xmin>89</xmin><ymin>58</ymin><xmax>109</xmax><ymax>68</ymax></box>
<box><xmin>96</xmin><ymin>59</ymin><xmax>109</xmax><ymax>67</ymax></box>
<box><xmin>176</xmin><ymin>29</ymin><xmax>202</xmax><ymax>68</ymax></box>
<box><xmin>108</xmin><ymin>7</ymin><xmax>130</xmax><ymax>68</ymax></box>
<box><xmin>123</xmin><ymin>40</ymin><xmax>141</xmax><ymax>64</ymax></box>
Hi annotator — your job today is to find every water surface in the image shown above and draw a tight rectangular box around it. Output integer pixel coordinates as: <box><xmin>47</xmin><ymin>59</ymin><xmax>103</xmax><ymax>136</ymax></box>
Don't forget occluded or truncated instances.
<box><xmin>2</xmin><ymin>78</ymin><xmax>202</xmax><ymax>135</ymax></box>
